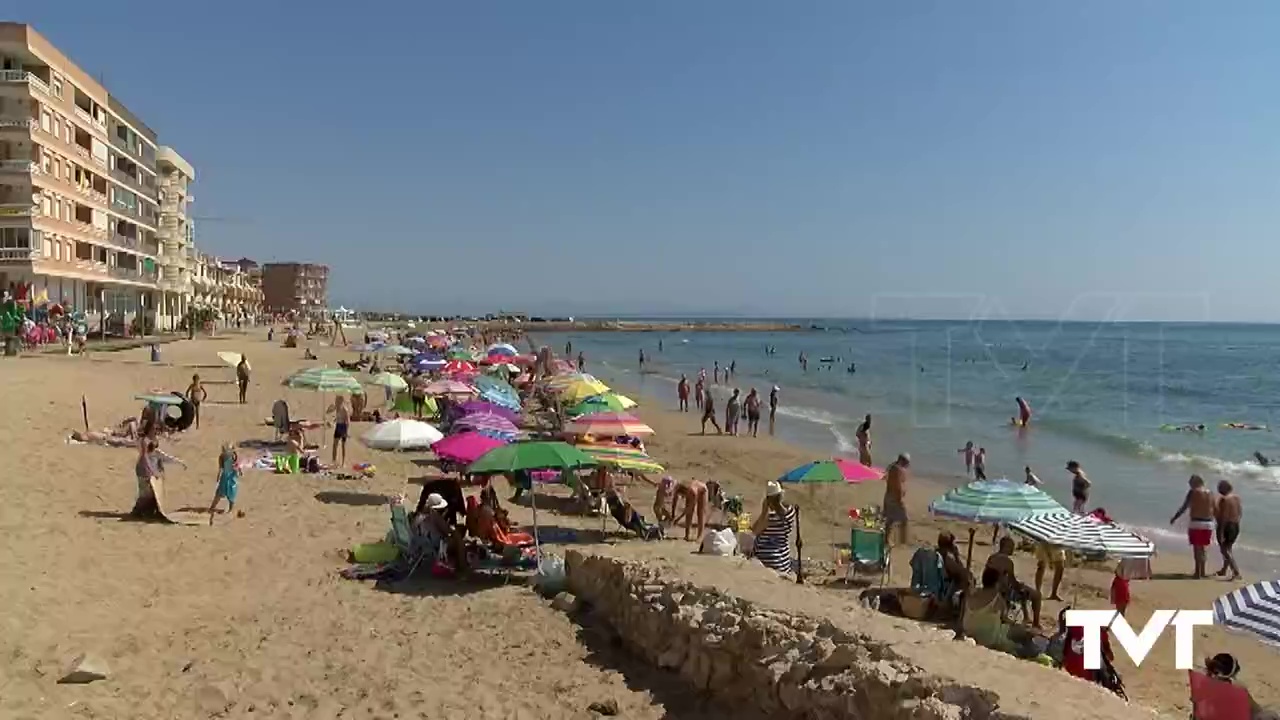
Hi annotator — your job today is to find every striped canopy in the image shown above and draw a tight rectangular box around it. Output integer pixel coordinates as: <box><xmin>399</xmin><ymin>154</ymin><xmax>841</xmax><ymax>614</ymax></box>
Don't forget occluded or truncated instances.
<box><xmin>475</xmin><ymin>376</ymin><xmax>521</xmax><ymax>410</ymax></box>
<box><xmin>565</xmin><ymin>412</ymin><xmax>654</xmax><ymax>437</ymax></box>
<box><xmin>566</xmin><ymin>393</ymin><xmax>638</xmax><ymax>416</ymax></box>
<box><xmin>419</xmin><ymin>379</ymin><xmax>475</xmax><ymax>396</ymax></box>
<box><xmin>453</xmin><ymin>412</ymin><xmax>519</xmax><ymax>438</ymax></box>
<box><xmin>1010</xmin><ymin>512</ymin><xmax>1156</xmax><ymax>557</ymax></box>
<box><xmin>443</xmin><ymin>359</ymin><xmax>477</xmax><ymax>375</ymax></box>
<box><xmin>283</xmin><ymin>367</ymin><xmax>364</xmax><ymax>393</ymax></box>
<box><xmin>578</xmin><ymin>444</ymin><xmax>664</xmax><ymax>474</ymax></box>
<box><xmin>1213</xmin><ymin>581</ymin><xmax>1280</xmax><ymax>647</ymax></box>
<box><xmin>487</xmin><ymin>343</ymin><xmax>519</xmax><ymax>356</ymax></box>
<box><xmin>928</xmin><ymin>479</ymin><xmax>1067</xmax><ymax>524</ymax></box>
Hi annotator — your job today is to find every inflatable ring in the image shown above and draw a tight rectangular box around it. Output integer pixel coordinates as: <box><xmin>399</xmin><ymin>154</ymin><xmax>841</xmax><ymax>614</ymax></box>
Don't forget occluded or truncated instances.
<box><xmin>163</xmin><ymin>391</ymin><xmax>197</xmax><ymax>432</ymax></box>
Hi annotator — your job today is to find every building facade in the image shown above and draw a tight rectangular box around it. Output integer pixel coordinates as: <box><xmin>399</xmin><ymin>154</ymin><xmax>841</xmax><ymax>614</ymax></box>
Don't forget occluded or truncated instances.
<box><xmin>262</xmin><ymin>262</ymin><xmax>328</xmax><ymax>318</ymax></box>
<box><xmin>155</xmin><ymin>145</ymin><xmax>193</xmax><ymax>330</ymax></box>
<box><xmin>191</xmin><ymin>252</ymin><xmax>263</xmax><ymax>326</ymax></box>
<box><xmin>0</xmin><ymin>23</ymin><xmax>163</xmax><ymax>331</ymax></box>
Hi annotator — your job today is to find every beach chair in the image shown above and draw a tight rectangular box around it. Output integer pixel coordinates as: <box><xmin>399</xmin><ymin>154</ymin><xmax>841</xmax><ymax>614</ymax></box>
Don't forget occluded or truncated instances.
<box><xmin>845</xmin><ymin>528</ymin><xmax>890</xmax><ymax>585</ymax></box>
<box><xmin>909</xmin><ymin>547</ymin><xmax>945</xmax><ymax>597</ymax></box>
<box><xmin>1188</xmin><ymin>671</ymin><xmax>1252</xmax><ymax>720</ymax></box>
<box><xmin>388</xmin><ymin>501</ymin><xmax>434</xmax><ymax>578</ymax></box>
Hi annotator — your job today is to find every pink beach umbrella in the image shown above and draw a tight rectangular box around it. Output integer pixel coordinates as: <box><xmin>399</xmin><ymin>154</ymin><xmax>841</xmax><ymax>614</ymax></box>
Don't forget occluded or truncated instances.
<box><xmin>453</xmin><ymin>412</ymin><xmax>519</xmax><ymax>437</ymax></box>
<box><xmin>837</xmin><ymin>458</ymin><xmax>885</xmax><ymax>483</ymax></box>
<box><xmin>431</xmin><ymin>432</ymin><xmax>507</xmax><ymax>464</ymax></box>
<box><xmin>458</xmin><ymin>400</ymin><xmax>520</xmax><ymax>422</ymax></box>
<box><xmin>420</xmin><ymin>379</ymin><xmax>475</xmax><ymax>396</ymax></box>
<box><xmin>564</xmin><ymin>412</ymin><xmax>655</xmax><ymax>437</ymax></box>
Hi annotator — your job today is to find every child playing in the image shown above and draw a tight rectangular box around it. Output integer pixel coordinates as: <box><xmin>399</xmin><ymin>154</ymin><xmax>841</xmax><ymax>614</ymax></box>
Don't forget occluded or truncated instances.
<box><xmin>1110</xmin><ymin>562</ymin><xmax>1131</xmax><ymax>617</ymax></box>
<box><xmin>974</xmin><ymin>447</ymin><xmax>988</xmax><ymax>480</ymax></box>
<box><xmin>958</xmin><ymin>441</ymin><xmax>975</xmax><ymax>476</ymax></box>
<box><xmin>326</xmin><ymin>396</ymin><xmax>351</xmax><ymax>465</ymax></box>
<box><xmin>186</xmin><ymin>374</ymin><xmax>208</xmax><ymax>429</ymax></box>
<box><xmin>209</xmin><ymin>443</ymin><xmax>240</xmax><ymax>525</ymax></box>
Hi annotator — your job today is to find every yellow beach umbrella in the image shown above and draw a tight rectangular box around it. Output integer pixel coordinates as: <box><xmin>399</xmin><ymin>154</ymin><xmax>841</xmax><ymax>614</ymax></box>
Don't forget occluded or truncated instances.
<box><xmin>561</xmin><ymin>379</ymin><xmax>611</xmax><ymax>405</ymax></box>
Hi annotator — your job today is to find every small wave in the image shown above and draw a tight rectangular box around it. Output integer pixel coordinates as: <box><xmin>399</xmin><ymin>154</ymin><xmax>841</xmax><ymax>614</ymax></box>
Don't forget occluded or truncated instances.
<box><xmin>776</xmin><ymin>404</ymin><xmax>852</xmax><ymax>426</ymax></box>
<box><xmin>1145</xmin><ymin>449</ymin><xmax>1280</xmax><ymax>483</ymax></box>
<box><xmin>830</xmin><ymin>425</ymin><xmax>858</xmax><ymax>454</ymax></box>
<box><xmin>1126</xmin><ymin>524</ymin><xmax>1280</xmax><ymax>559</ymax></box>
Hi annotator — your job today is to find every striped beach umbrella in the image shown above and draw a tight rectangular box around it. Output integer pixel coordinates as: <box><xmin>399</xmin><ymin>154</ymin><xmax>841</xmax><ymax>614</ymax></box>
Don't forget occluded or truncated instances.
<box><xmin>1213</xmin><ymin>581</ymin><xmax>1280</xmax><ymax>647</ymax></box>
<box><xmin>779</xmin><ymin>459</ymin><xmax>884</xmax><ymax>484</ymax></box>
<box><xmin>928</xmin><ymin>479</ymin><xmax>1066</xmax><ymax>524</ymax></box>
<box><xmin>443</xmin><ymin>359</ymin><xmax>477</xmax><ymax>375</ymax></box>
<box><xmin>579</xmin><ymin>444</ymin><xmax>665</xmax><ymax>474</ymax></box>
<box><xmin>1010</xmin><ymin>512</ymin><xmax>1156</xmax><ymax>558</ymax></box>
<box><xmin>453</xmin><ymin>412</ymin><xmax>519</xmax><ymax>438</ymax></box>
<box><xmin>457</xmin><ymin>400</ymin><xmax>519</xmax><ymax>422</ymax></box>
<box><xmin>367</xmin><ymin>372</ymin><xmax>409</xmax><ymax>392</ymax></box>
<box><xmin>487</xmin><ymin>343</ymin><xmax>519</xmax><ymax>357</ymax></box>
<box><xmin>565</xmin><ymin>412</ymin><xmax>654</xmax><ymax>437</ymax></box>
<box><xmin>419</xmin><ymin>379</ymin><xmax>475</xmax><ymax>396</ymax></box>
<box><xmin>283</xmin><ymin>367</ymin><xmax>364</xmax><ymax>394</ymax></box>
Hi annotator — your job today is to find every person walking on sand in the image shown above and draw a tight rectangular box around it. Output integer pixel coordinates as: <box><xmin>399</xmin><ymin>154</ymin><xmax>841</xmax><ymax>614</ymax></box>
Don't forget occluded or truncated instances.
<box><xmin>744</xmin><ymin>388</ymin><xmax>762</xmax><ymax>437</ymax></box>
<box><xmin>694</xmin><ymin>374</ymin><xmax>705</xmax><ymax>411</ymax></box>
<box><xmin>185</xmin><ymin>374</ymin><xmax>208</xmax><ymax>429</ymax></box>
<box><xmin>856</xmin><ymin>414</ymin><xmax>873</xmax><ymax>466</ymax></box>
<box><xmin>1214</xmin><ymin>480</ymin><xmax>1243</xmax><ymax>580</ymax></box>
<box><xmin>236</xmin><ymin>356</ymin><xmax>251</xmax><ymax>404</ymax></box>
<box><xmin>1170</xmin><ymin>474</ymin><xmax>1215</xmax><ymax>579</ymax></box>
<box><xmin>327</xmin><ymin>395</ymin><xmax>352</xmax><ymax>465</ymax></box>
<box><xmin>577</xmin><ymin>351</ymin><xmax>585</xmax><ymax>371</ymax></box>
<box><xmin>768</xmin><ymin>385</ymin><xmax>779</xmax><ymax>435</ymax></box>
<box><xmin>677</xmin><ymin>374</ymin><xmax>690</xmax><ymax>412</ymax></box>
<box><xmin>700</xmin><ymin>387</ymin><xmax>722</xmax><ymax>435</ymax></box>
<box><xmin>725</xmin><ymin>389</ymin><xmax>741</xmax><ymax>436</ymax></box>
<box><xmin>1067</xmin><ymin>460</ymin><xmax>1090</xmax><ymax>513</ymax></box>
<box><xmin>208</xmin><ymin>443</ymin><xmax>241</xmax><ymax>525</ymax></box>
<box><xmin>883</xmin><ymin>454</ymin><xmax>911</xmax><ymax>545</ymax></box>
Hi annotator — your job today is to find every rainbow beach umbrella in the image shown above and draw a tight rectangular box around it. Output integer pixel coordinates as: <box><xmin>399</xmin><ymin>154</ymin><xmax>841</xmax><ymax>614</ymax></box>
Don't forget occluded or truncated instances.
<box><xmin>778</xmin><ymin>459</ymin><xmax>883</xmax><ymax>484</ymax></box>
<box><xmin>565</xmin><ymin>412</ymin><xmax>654</xmax><ymax>437</ymax></box>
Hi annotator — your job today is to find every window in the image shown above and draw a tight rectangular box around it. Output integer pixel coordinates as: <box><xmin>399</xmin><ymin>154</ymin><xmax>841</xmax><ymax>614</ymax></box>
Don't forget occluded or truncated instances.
<box><xmin>44</xmin><ymin>236</ymin><xmax>53</xmax><ymax>257</ymax></box>
<box><xmin>54</xmin><ymin>240</ymin><xmax>61</xmax><ymax>260</ymax></box>
<box><xmin>41</xmin><ymin>195</ymin><xmax>50</xmax><ymax>217</ymax></box>
<box><xmin>51</xmin><ymin>74</ymin><xmax>63</xmax><ymax>99</ymax></box>
<box><xmin>64</xmin><ymin>160</ymin><xmax>72</xmax><ymax>181</ymax></box>
<box><xmin>63</xmin><ymin>117</ymin><xmax>71</xmax><ymax>144</ymax></box>
<box><xmin>52</xmin><ymin>157</ymin><xmax>60</xmax><ymax>179</ymax></box>
<box><xmin>53</xmin><ymin>198</ymin><xmax>60</xmax><ymax>219</ymax></box>
<box><xmin>40</xmin><ymin>110</ymin><xmax>50</xmax><ymax>133</ymax></box>
<box><xmin>41</xmin><ymin>153</ymin><xmax>50</xmax><ymax>174</ymax></box>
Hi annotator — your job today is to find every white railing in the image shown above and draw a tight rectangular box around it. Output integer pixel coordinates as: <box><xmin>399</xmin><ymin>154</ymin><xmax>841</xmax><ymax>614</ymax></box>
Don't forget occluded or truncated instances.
<box><xmin>0</xmin><ymin>70</ymin><xmax>25</xmax><ymax>83</ymax></box>
<box><xmin>0</xmin><ymin>248</ymin><xmax>39</xmax><ymax>262</ymax></box>
<box><xmin>73</xmin><ymin>107</ymin><xmax>94</xmax><ymax>126</ymax></box>
<box><xmin>0</xmin><ymin>118</ymin><xmax>35</xmax><ymax>130</ymax></box>
<box><xmin>26</xmin><ymin>74</ymin><xmax>51</xmax><ymax>96</ymax></box>
<box><xmin>92</xmin><ymin>155</ymin><xmax>107</xmax><ymax>170</ymax></box>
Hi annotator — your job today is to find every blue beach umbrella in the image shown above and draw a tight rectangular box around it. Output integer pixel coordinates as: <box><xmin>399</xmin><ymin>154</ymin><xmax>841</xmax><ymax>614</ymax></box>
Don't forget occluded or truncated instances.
<box><xmin>475</xmin><ymin>376</ymin><xmax>520</xmax><ymax>410</ymax></box>
<box><xmin>929</xmin><ymin>478</ymin><xmax>1067</xmax><ymax>568</ymax></box>
<box><xmin>1213</xmin><ymin>580</ymin><xmax>1280</xmax><ymax>648</ymax></box>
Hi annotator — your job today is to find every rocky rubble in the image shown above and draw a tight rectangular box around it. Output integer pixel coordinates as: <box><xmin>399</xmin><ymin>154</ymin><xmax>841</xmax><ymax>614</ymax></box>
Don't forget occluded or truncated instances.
<box><xmin>564</xmin><ymin>550</ymin><xmax>1163</xmax><ymax>720</ymax></box>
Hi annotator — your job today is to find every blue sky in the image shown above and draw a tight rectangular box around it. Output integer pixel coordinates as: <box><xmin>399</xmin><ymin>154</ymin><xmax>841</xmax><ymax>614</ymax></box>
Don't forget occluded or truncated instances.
<box><xmin>17</xmin><ymin>2</ymin><xmax>1280</xmax><ymax>320</ymax></box>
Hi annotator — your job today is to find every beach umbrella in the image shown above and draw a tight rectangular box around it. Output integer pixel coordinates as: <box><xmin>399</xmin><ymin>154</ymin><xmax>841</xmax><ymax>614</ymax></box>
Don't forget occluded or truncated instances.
<box><xmin>431</xmin><ymin>431</ymin><xmax>508</xmax><ymax>464</ymax></box>
<box><xmin>1212</xmin><ymin>581</ymin><xmax>1280</xmax><ymax>648</ymax></box>
<box><xmin>361</xmin><ymin>419</ymin><xmax>443</xmax><ymax>451</ymax></box>
<box><xmin>929</xmin><ymin>478</ymin><xmax>1068</xmax><ymax>567</ymax></box>
<box><xmin>454</xmin><ymin>412</ymin><xmax>520</xmax><ymax>438</ymax></box>
<box><xmin>467</xmin><ymin>441</ymin><xmax>599</xmax><ymax>555</ymax></box>
<box><xmin>458</xmin><ymin>400</ymin><xmax>520</xmax><ymax>422</ymax></box>
<box><xmin>578</xmin><ymin>444</ymin><xmax>665</xmax><ymax>474</ymax></box>
<box><xmin>544</xmin><ymin>372</ymin><xmax>599</xmax><ymax>390</ymax></box>
<box><xmin>1010</xmin><ymin>512</ymin><xmax>1156</xmax><ymax>558</ymax></box>
<box><xmin>560</xmin><ymin>379</ymin><xmax>612</xmax><ymax>405</ymax></box>
<box><xmin>419</xmin><ymin>379</ymin><xmax>475</xmax><ymax>396</ymax></box>
<box><xmin>487</xmin><ymin>343</ymin><xmax>518</xmax><ymax>357</ymax></box>
<box><xmin>485</xmin><ymin>362</ymin><xmax>520</xmax><ymax>377</ymax></box>
<box><xmin>216</xmin><ymin>351</ymin><xmax>250</xmax><ymax>370</ymax></box>
<box><xmin>412</xmin><ymin>357</ymin><xmax>446</xmax><ymax>371</ymax></box>
<box><xmin>283</xmin><ymin>366</ymin><xmax>364</xmax><ymax>394</ymax></box>
<box><xmin>349</xmin><ymin>343</ymin><xmax>381</xmax><ymax>353</ymax></box>
<box><xmin>367</xmin><ymin>372</ymin><xmax>408</xmax><ymax>392</ymax></box>
<box><xmin>778</xmin><ymin>459</ymin><xmax>883</xmax><ymax>484</ymax></box>
<box><xmin>446</xmin><ymin>347</ymin><xmax>472</xmax><ymax>361</ymax></box>
<box><xmin>443</xmin><ymin>359</ymin><xmax>477</xmax><ymax>375</ymax></box>
<box><xmin>135</xmin><ymin>393</ymin><xmax>184</xmax><ymax>406</ymax></box>
<box><xmin>475</xmin><ymin>376</ymin><xmax>520</xmax><ymax>410</ymax></box>
<box><xmin>566</xmin><ymin>393</ymin><xmax>637</xmax><ymax>416</ymax></box>
<box><xmin>565</xmin><ymin>412</ymin><xmax>654</xmax><ymax>437</ymax></box>
<box><xmin>380</xmin><ymin>344</ymin><xmax>416</xmax><ymax>356</ymax></box>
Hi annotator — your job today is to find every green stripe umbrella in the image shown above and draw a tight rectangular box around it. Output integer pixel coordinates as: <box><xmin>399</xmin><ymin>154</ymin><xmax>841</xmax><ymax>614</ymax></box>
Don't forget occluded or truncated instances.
<box><xmin>929</xmin><ymin>478</ymin><xmax>1068</xmax><ymax>568</ymax></box>
<box><xmin>367</xmin><ymin>372</ymin><xmax>409</xmax><ymax>392</ymax></box>
<box><xmin>467</xmin><ymin>442</ymin><xmax>598</xmax><ymax>555</ymax></box>
<box><xmin>283</xmin><ymin>367</ymin><xmax>364</xmax><ymax>393</ymax></box>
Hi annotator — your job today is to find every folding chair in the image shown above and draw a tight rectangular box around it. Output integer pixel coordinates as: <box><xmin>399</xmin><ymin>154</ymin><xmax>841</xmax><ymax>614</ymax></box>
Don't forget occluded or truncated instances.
<box><xmin>388</xmin><ymin>501</ymin><xmax>434</xmax><ymax>578</ymax></box>
<box><xmin>1188</xmin><ymin>670</ymin><xmax>1252</xmax><ymax>720</ymax></box>
<box><xmin>846</xmin><ymin>527</ymin><xmax>891</xmax><ymax>585</ymax></box>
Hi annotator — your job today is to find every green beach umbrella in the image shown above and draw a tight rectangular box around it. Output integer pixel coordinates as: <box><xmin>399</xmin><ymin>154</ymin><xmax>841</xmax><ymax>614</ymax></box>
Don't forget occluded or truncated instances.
<box><xmin>135</xmin><ymin>393</ymin><xmax>184</xmax><ymax>406</ymax></box>
<box><xmin>467</xmin><ymin>441</ymin><xmax>597</xmax><ymax>475</ymax></box>
<box><xmin>566</xmin><ymin>393</ymin><xmax>633</xmax><ymax>416</ymax></box>
<box><xmin>283</xmin><ymin>366</ymin><xmax>364</xmax><ymax>394</ymax></box>
<box><xmin>367</xmin><ymin>372</ymin><xmax>408</xmax><ymax>392</ymax></box>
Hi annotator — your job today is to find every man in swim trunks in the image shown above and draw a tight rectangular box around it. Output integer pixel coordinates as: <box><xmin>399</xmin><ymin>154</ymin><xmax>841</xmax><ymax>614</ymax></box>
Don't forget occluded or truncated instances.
<box><xmin>1170</xmin><ymin>474</ymin><xmax>1215</xmax><ymax>579</ymax></box>
<box><xmin>1067</xmin><ymin>460</ymin><xmax>1090</xmax><ymax>513</ymax></box>
<box><xmin>1215</xmin><ymin>480</ymin><xmax>1242</xmax><ymax>580</ymax></box>
<box><xmin>700</xmin><ymin>387</ymin><xmax>722</xmax><ymax>435</ymax></box>
<box><xmin>882</xmin><ymin>454</ymin><xmax>910</xmax><ymax>545</ymax></box>
<box><xmin>768</xmin><ymin>385</ymin><xmax>779</xmax><ymax>435</ymax></box>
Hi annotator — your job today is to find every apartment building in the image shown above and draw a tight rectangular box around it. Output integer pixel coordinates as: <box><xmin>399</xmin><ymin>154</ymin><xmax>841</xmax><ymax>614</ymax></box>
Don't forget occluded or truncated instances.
<box><xmin>192</xmin><ymin>252</ymin><xmax>263</xmax><ymax>325</ymax></box>
<box><xmin>262</xmin><ymin>262</ymin><xmax>328</xmax><ymax>318</ymax></box>
<box><xmin>0</xmin><ymin>22</ymin><xmax>162</xmax><ymax>329</ymax></box>
<box><xmin>154</xmin><ymin>145</ymin><xmax>194</xmax><ymax>329</ymax></box>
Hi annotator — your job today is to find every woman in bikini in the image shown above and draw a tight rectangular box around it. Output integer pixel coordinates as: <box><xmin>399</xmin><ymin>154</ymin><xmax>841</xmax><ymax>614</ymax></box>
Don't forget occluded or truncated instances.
<box><xmin>669</xmin><ymin>477</ymin><xmax>709</xmax><ymax>541</ymax></box>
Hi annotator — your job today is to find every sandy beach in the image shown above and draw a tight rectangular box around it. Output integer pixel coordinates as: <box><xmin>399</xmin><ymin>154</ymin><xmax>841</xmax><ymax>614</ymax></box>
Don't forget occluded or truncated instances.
<box><xmin>0</xmin><ymin>328</ymin><xmax>1274</xmax><ymax>718</ymax></box>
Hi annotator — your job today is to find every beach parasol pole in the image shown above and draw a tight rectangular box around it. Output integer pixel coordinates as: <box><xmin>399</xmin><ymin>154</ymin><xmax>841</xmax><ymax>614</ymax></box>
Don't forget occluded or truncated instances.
<box><xmin>81</xmin><ymin>395</ymin><xmax>89</xmax><ymax>432</ymax></box>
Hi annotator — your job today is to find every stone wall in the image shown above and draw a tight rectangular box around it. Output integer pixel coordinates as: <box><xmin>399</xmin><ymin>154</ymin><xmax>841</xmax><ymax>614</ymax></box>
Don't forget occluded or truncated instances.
<box><xmin>564</xmin><ymin>550</ymin><xmax>1163</xmax><ymax>720</ymax></box>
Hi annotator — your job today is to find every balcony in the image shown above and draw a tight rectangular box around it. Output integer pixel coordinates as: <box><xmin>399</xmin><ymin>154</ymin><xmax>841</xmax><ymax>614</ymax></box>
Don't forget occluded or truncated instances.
<box><xmin>74</xmin><ymin>106</ymin><xmax>106</xmax><ymax>135</ymax></box>
<box><xmin>111</xmin><ymin>233</ymin><xmax>139</xmax><ymax>250</ymax></box>
<box><xmin>0</xmin><ymin>247</ymin><xmax>39</xmax><ymax>263</ymax></box>
<box><xmin>0</xmin><ymin>117</ymin><xmax>35</xmax><ymax>131</ymax></box>
<box><xmin>0</xmin><ymin>202</ymin><xmax>37</xmax><ymax>217</ymax></box>
<box><xmin>0</xmin><ymin>70</ymin><xmax>53</xmax><ymax>98</ymax></box>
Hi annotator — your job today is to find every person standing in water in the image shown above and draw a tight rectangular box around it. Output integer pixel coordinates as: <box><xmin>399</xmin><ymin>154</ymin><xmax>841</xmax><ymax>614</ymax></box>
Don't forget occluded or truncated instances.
<box><xmin>768</xmin><ymin>385</ymin><xmax>779</xmax><ymax>435</ymax></box>
<box><xmin>658</xmin><ymin>338</ymin><xmax>663</xmax><ymax>353</ymax></box>
<box><xmin>694</xmin><ymin>373</ymin><xmax>705</xmax><ymax>411</ymax></box>
<box><xmin>973</xmin><ymin>447</ymin><xmax>988</xmax><ymax>481</ymax></box>
<box><xmin>1214</xmin><ymin>480</ymin><xmax>1242</xmax><ymax>580</ymax></box>
<box><xmin>677</xmin><ymin>374</ymin><xmax>690</xmax><ymax>412</ymax></box>
<box><xmin>638</xmin><ymin>348</ymin><xmax>645</xmax><ymax>371</ymax></box>
<box><xmin>1067</xmin><ymin>460</ymin><xmax>1090</xmax><ymax>513</ymax></box>
<box><xmin>744</xmin><ymin>388</ymin><xmax>762</xmax><ymax>437</ymax></box>
<box><xmin>729</xmin><ymin>360</ymin><xmax>736</xmax><ymax>379</ymax></box>
<box><xmin>565</xmin><ymin>340</ymin><xmax>572</xmax><ymax>357</ymax></box>
<box><xmin>1014</xmin><ymin>397</ymin><xmax>1033</xmax><ymax>426</ymax></box>
<box><xmin>1170</xmin><ymin>474</ymin><xmax>1215</xmax><ymax>579</ymax></box>
<box><xmin>576</xmin><ymin>351</ymin><xmax>585</xmax><ymax>371</ymax></box>
<box><xmin>855</xmin><ymin>414</ymin><xmax>872</xmax><ymax>466</ymax></box>
<box><xmin>713</xmin><ymin>361</ymin><xmax>720</xmax><ymax>384</ymax></box>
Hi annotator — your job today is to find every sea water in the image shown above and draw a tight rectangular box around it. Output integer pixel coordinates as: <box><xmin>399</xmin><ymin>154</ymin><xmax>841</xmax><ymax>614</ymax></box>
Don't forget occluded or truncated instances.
<box><xmin>536</xmin><ymin>320</ymin><xmax>1280</xmax><ymax>573</ymax></box>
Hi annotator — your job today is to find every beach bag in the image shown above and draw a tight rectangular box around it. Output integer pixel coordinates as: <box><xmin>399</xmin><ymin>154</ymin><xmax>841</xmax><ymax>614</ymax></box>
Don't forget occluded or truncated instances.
<box><xmin>700</xmin><ymin>528</ymin><xmax>738</xmax><ymax>556</ymax></box>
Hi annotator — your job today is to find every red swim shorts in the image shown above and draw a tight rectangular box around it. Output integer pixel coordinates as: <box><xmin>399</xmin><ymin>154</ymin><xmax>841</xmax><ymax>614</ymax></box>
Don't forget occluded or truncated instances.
<box><xmin>1188</xmin><ymin>527</ymin><xmax>1214</xmax><ymax>547</ymax></box>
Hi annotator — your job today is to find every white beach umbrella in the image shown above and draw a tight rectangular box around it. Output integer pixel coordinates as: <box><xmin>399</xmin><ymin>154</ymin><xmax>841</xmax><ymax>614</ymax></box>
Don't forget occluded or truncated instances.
<box><xmin>361</xmin><ymin>419</ymin><xmax>444</xmax><ymax>451</ymax></box>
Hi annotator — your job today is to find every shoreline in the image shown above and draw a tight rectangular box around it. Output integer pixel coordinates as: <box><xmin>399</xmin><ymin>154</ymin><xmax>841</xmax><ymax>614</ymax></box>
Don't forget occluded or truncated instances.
<box><xmin>533</xmin><ymin>340</ymin><xmax>1278</xmax><ymax>715</ymax></box>
<box><xmin>374</xmin><ymin>320</ymin><xmax>808</xmax><ymax>333</ymax></box>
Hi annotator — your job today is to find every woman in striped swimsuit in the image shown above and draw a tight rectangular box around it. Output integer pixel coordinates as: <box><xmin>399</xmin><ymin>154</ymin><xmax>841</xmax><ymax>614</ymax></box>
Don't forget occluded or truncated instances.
<box><xmin>751</xmin><ymin>481</ymin><xmax>800</xmax><ymax>575</ymax></box>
